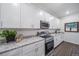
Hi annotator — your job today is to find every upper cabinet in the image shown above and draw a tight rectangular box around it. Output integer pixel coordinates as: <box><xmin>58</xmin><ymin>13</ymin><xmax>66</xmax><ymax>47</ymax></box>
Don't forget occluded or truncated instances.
<box><xmin>0</xmin><ymin>3</ymin><xmax>60</xmax><ymax>29</ymax></box>
<box><xmin>0</xmin><ymin>4</ymin><xmax>20</xmax><ymax>28</ymax></box>
<box><xmin>42</xmin><ymin>12</ymin><xmax>55</xmax><ymax>29</ymax></box>
<box><xmin>49</xmin><ymin>18</ymin><xmax>60</xmax><ymax>29</ymax></box>
<box><xmin>40</xmin><ymin>11</ymin><xmax>61</xmax><ymax>29</ymax></box>
<box><xmin>20</xmin><ymin>4</ymin><xmax>40</xmax><ymax>28</ymax></box>
<box><xmin>0</xmin><ymin>4</ymin><xmax>40</xmax><ymax>28</ymax></box>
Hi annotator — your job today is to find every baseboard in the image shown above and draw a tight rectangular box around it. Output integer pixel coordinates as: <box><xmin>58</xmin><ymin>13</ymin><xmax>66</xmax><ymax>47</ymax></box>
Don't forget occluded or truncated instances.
<box><xmin>54</xmin><ymin>41</ymin><xmax>64</xmax><ymax>49</ymax></box>
<box><xmin>63</xmin><ymin>41</ymin><xmax>79</xmax><ymax>46</ymax></box>
<box><xmin>54</xmin><ymin>41</ymin><xmax>79</xmax><ymax>50</ymax></box>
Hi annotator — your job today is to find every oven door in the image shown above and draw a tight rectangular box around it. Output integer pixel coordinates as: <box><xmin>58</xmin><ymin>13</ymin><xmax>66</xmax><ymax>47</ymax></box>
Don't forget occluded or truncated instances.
<box><xmin>45</xmin><ymin>40</ymin><xmax>54</xmax><ymax>55</ymax></box>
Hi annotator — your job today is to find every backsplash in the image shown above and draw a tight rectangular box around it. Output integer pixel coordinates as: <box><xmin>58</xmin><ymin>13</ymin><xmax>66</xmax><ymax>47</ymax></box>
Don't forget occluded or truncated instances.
<box><xmin>16</xmin><ymin>29</ymin><xmax>55</xmax><ymax>37</ymax></box>
<box><xmin>0</xmin><ymin>28</ymin><xmax>56</xmax><ymax>37</ymax></box>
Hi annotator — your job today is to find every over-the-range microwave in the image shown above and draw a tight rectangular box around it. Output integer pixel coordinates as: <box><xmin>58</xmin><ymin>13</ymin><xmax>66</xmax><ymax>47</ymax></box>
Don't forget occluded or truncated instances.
<box><xmin>40</xmin><ymin>20</ymin><xmax>50</xmax><ymax>29</ymax></box>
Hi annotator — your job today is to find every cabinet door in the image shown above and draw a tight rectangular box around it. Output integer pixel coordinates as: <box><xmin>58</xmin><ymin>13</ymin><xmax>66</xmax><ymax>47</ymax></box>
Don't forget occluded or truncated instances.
<box><xmin>23</xmin><ymin>49</ymin><xmax>36</xmax><ymax>56</ymax></box>
<box><xmin>31</xmin><ymin>10</ymin><xmax>40</xmax><ymax>28</ymax></box>
<box><xmin>1</xmin><ymin>4</ymin><xmax>20</xmax><ymax>28</ymax></box>
<box><xmin>20</xmin><ymin>4</ymin><xmax>40</xmax><ymax>28</ymax></box>
<box><xmin>36</xmin><ymin>45</ymin><xmax>45</xmax><ymax>56</ymax></box>
<box><xmin>0</xmin><ymin>48</ymin><xmax>22</xmax><ymax>56</ymax></box>
<box><xmin>23</xmin><ymin>40</ymin><xmax>45</xmax><ymax>56</ymax></box>
<box><xmin>20</xmin><ymin>4</ymin><xmax>32</xmax><ymax>28</ymax></box>
<box><xmin>22</xmin><ymin>43</ymin><xmax>36</xmax><ymax>56</ymax></box>
<box><xmin>54</xmin><ymin>34</ymin><xmax>63</xmax><ymax>48</ymax></box>
<box><xmin>0</xmin><ymin>5</ymin><xmax>2</xmax><ymax>28</ymax></box>
<box><xmin>54</xmin><ymin>36</ymin><xmax>58</xmax><ymax>48</ymax></box>
<box><xmin>35</xmin><ymin>40</ymin><xmax>45</xmax><ymax>56</ymax></box>
<box><xmin>57</xmin><ymin>34</ymin><xmax>63</xmax><ymax>45</ymax></box>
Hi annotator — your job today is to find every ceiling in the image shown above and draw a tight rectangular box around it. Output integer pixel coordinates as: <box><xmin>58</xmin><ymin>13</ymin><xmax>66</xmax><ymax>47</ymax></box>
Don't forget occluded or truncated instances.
<box><xmin>32</xmin><ymin>3</ymin><xmax>79</xmax><ymax>18</ymax></box>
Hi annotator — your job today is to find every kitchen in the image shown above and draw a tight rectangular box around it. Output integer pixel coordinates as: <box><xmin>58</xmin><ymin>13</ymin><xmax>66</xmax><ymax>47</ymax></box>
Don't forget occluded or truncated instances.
<box><xmin>0</xmin><ymin>3</ymin><xmax>79</xmax><ymax>56</ymax></box>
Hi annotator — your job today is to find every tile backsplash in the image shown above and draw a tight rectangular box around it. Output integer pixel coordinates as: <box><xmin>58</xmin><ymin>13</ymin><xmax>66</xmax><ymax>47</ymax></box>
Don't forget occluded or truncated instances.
<box><xmin>0</xmin><ymin>28</ymin><xmax>56</xmax><ymax>37</ymax></box>
<box><xmin>17</xmin><ymin>29</ymin><xmax>54</xmax><ymax>36</ymax></box>
<box><xmin>16</xmin><ymin>29</ymin><xmax>55</xmax><ymax>37</ymax></box>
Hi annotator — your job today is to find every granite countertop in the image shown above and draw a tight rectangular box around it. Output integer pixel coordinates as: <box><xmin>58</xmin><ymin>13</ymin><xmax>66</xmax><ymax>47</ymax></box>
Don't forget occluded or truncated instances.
<box><xmin>0</xmin><ymin>36</ymin><xmax>44</xmax><ymax>54</ymax></box>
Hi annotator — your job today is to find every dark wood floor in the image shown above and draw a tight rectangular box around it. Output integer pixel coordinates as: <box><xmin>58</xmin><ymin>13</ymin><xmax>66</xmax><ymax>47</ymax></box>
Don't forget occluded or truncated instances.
<box><xmin>51</xmin><ymin>41</ymin><xmax>79</xmax><ymax>56</ymax></box>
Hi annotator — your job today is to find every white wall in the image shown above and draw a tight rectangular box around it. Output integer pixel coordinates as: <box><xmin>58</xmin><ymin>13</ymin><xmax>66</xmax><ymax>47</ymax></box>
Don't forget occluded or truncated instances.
<box><xmin>61</xmin><ymin>13</ymin><xmax>79</xmax><ymax>45</ymax></box>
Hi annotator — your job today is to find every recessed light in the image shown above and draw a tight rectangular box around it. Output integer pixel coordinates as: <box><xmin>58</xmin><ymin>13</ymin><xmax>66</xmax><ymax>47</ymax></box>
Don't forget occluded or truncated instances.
<box><xmin>66</xmin><ymin>11</ymin><xmax>70</xmax><ymax>15</ymax></box>
<box><xmin>39</xmin><ymin>11</ymin><xmax>43</xmax><ymax>16</ymax></box>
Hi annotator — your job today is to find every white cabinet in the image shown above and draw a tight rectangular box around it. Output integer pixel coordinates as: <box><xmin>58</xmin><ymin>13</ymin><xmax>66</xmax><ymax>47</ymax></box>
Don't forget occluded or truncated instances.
<box><xmin>0</xmin><ymin>48</ymin><xmax>22</xmax><ymax>56</ymax></box>
<box><xmin>23</xmin><ymin>45</ymin><xmax>36</xmax><ymax>56</ymax></box>
<box><xmin>0</xmin><ymin>3</ymin><xmax>57</xmax><ymax>28</ymax></box>
<box><xmin>36</xmin><ymin>45</ymin><xmax>45</xmax><ymax>56</ymax></box>
<box><xmin>23</xmin><ymin>49</ymin><xmax>36</xmax><ymax>56</ymax></box>
<box><xmin>35</xmin><ymin>40</ymin><xmax>45</xmax><ymax>56</ymax></box>
<box><xmin>0</xmin><ymin>3</ymin><xmax>40</xmax><ymax>28</ymax></box>
<box><xmin>22</xmin><ymin>40</ymin><xmax>45</xmax><ymax>56</ymax></box>
<box><xmin>0</xmin><ymin>4</ymin><xmax>20</xmax><ymax>28</ymax></box>
<box><xmin>20</xmin><ymin>4</ymin><xmax>40</xmax><ymax>28</ymax></box>
<box><xmin>20</xmin><ymin>4</ymin><xmax>32</xmax><ymax>28</ymax></box>
<box><xmin>0</xmin><ymin>3</ymin><xmax>59</xmax><ymax>28</ymax></box>
<box><xmin>22</xmin><ymin>41</ymin><xmax>37</xmax><ymax>56</ymax></box>
<box><xmin>0</xmin><ymin>40</ymin><xmax>45</xmax><ymax>56</ymax></box>
<box><xmin>52</xmin><ymin>34</ymin><xmax>63</xmax><ymax>48</ymax></box>
<box><xmin>0</xmin><ymin>5</ymin><xmax>2</xmax><ymax>28</ymax></box>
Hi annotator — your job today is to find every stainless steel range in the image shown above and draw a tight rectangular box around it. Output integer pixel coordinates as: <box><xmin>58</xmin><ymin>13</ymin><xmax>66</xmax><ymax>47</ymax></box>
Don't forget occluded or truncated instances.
<box><xmin>37</xmin><ymin>31</ymin><xmax>54</xmax><ymax>55</ymax></box>
<box><xmin>45</xmin><ymin>37</ymin><xmax>54</xmax><ymax>55</ymax></box>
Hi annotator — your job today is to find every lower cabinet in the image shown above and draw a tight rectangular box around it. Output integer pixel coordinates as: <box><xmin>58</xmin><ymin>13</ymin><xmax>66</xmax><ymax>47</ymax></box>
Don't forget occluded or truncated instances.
<box><xmin>54</xmin><ymin>34</ymin><xmax>63</xmax><ymax>48</ymax></box>
<box><xmin>0</xmin><ymin>40</ymin><xmax>45</xmax><ymax>56</ymax></box>
<box><xmin>0</xmin><ymin>48</ymin><xmax>22</xmax><ymax>56</ymax></box>
<box><xmin>23</xmin><ymin>48</ymin><xmax>36</xmax><ymax>56</ymax></box>
<box><xmin>36</xmin><ymin>45</ymin><xmax>45</xmax><ymax>56</ymax></box>
<box><xmin>22</xmin><ymin>41</ymin><xmax>37</xmax><ymax>56</ymax></box>
<box><xmin>22</xmin><ymin>40</ymin><xmax>45</xmax><ymax>56</ymax></box>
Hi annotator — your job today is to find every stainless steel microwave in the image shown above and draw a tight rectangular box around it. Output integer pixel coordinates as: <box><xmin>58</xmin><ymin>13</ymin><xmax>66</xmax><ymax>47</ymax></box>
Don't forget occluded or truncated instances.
<box><xmin>40</xmin><ymin>20</ymin><xmax>50</xmax><ymax>29</ymax></box>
